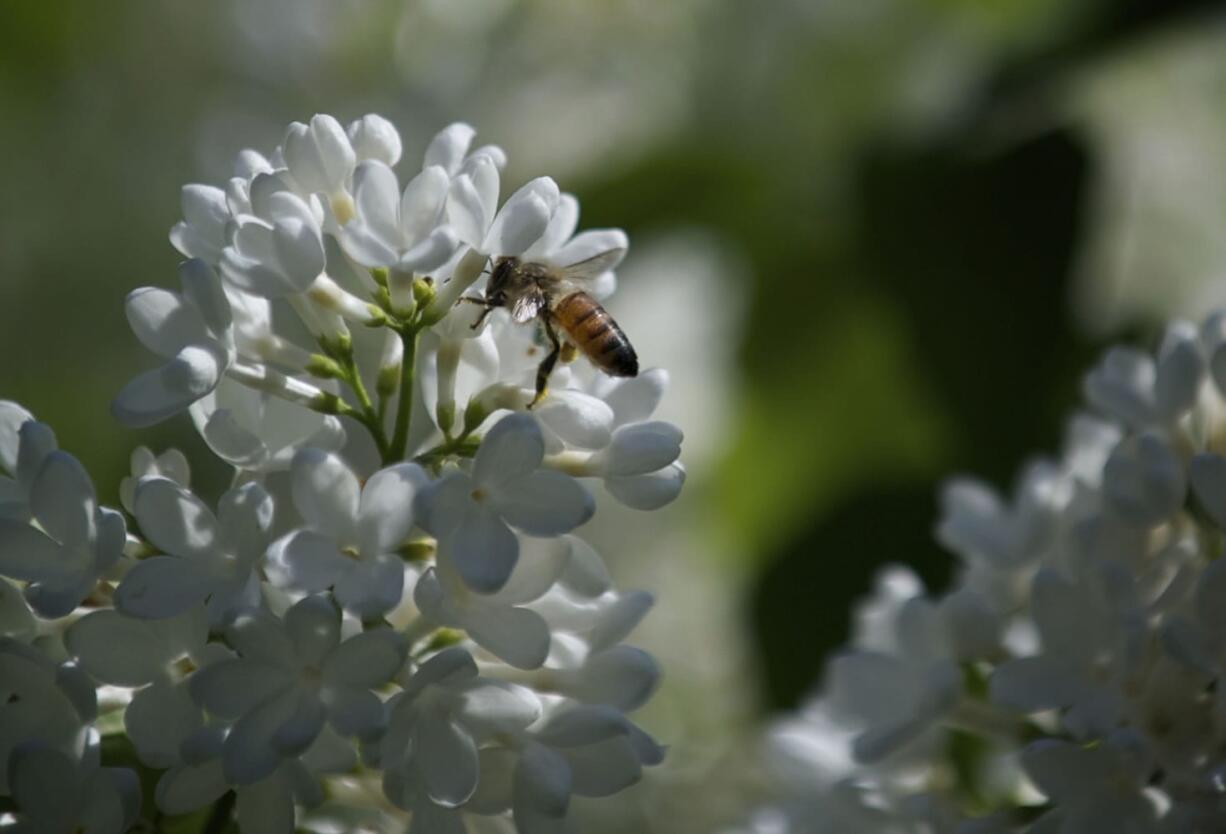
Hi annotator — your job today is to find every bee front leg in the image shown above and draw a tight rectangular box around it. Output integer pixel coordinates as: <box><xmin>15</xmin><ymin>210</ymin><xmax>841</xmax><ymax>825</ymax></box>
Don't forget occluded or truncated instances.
<box><xmin>530</xmin><ymin>314</ymin><xmax>562</xmax><ymax>409</ymax></box>
<box><xmin>459</xmin><ymin>295</ymin><xmax>497</xmax><ymax>330</ymax></box>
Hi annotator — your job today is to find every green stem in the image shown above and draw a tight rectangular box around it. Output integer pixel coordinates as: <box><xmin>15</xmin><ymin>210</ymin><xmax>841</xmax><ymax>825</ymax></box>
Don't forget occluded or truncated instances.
<box><xmin>343</xmin><ymin>363</ymin><xmax>389</xmax><ymax>459</ymax></box>
<box><xmin>387</xmin><ymin>325</ymin><xmax>420</xmax><ymax>463</ymax></box>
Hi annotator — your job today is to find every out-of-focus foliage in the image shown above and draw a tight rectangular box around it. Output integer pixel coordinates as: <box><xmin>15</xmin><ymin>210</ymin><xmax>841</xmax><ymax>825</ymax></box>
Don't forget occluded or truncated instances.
<box><xmin>3</xmin><ymin>1</ymin><xmax>1226</xmax><ymax>831</ymax></box>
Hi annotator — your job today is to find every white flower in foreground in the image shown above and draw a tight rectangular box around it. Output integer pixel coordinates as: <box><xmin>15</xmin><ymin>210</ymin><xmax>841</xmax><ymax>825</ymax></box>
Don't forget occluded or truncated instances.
<box><xmin>337</xmin><ymin>161</ymin><xmax>459</xmax><ymax>275</ymax></box>
<box><xmin>66</xmin><ymin>605</ymin><xmax>206</xmax><ymax>688</ymax></box>
<box><xmin>6</xmin><ymin>745</ymin><xmax>140</xmax><ymax>834</ymax></box>
<box><xmin>521</xmin><ymin>193</ymin><xmax>627</xmax><ymax>299</ymax></box>
<box><xmin>380</xmin><ymin>648</ymin><xmax>540</xmax><ymax>812</ymax></box>
<box><xmin>282</xmin><ymin>114</ymin><xmax>357</xmax><ymax>212</ymax></box>
<box><xmin>113</xmin><ymin>479</ymin><xmax>272</xmax><ymax>624</ymax></box>
<box><xmin>498</xmin><ymin>706</ymin><xmax>664</xmax><ymax>833</ymax></box>
<box><xmin>190</xmin><ymin>376</ymin><xmax>346</xmax><ymax>473</ymax></box>
<box><xmin>0</xmin><ymin>641</ymin><xmax>95</xmax><ymax>793</ymax></box>
<box><xmin>423</xmin><ymin>414</ymin><xmax>594</xmax><ymax>594</ymax></box>
<box><xmin>267</xmin><ymin>451</ymin><xmax>427</xmax><ymax>618</ymax></box>
<box><xmin>117</xmin><ymin>446</ymin><xmax>189</xmax><ymax>515</ymax></box>
<box><xmin>190</xmin><ymin>595</ymin><xmax>404</xmax><ymax>784</ymax></box>
<box><xmin>220</xmin><ymin>173</ymin><xmax>326</xmax><ymax>298</ymax></box>
<box><xmin>450</xmin><ymin>174</ymin><xmax>560</xmax><ymax>258</ymax></box>
<box><xmin>347</xmin><ymin>114</ymin><xmax>402</xmax><ymax>167</ymax></box>
<box><xmin>113</xmin><ymin>258</ymin><xmax>235</xmax><ymax>427</ymax></box>
<box><xmin>0</xmin><ymin>447</ymin><xmax>125</xmax><ymax>618</ymax></box>
<box><xmin>0</xmin><ymin>406</ymin><xmax>56</xmax><ymax>522</ymax></box>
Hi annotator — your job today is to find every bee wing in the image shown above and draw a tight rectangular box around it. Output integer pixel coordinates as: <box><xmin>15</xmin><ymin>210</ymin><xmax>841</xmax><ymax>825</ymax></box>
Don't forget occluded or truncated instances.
<box><xmin>556</xmin><ymin>248</ymin><xmax>627</xmax><ymax>284</ymax></box>
<box><xmin>510</xmin><ymin>292</ymin><xmax>546</xmax><ymax>323</ymax></box>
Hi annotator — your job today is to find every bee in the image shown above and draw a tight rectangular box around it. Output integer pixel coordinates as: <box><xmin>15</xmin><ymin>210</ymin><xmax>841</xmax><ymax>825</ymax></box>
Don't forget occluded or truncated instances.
<box><xmin>464</xmin><ymin>249</ymin><xmax>638</xmax><ymax>406</ymax></box>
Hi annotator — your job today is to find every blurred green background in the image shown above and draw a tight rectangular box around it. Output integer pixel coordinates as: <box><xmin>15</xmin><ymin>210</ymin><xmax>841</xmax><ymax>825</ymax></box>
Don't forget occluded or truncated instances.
<box><xmin>4</xmin><ymin>0</ymin><xmax>1226</xmax><ymax>829</ymax></box>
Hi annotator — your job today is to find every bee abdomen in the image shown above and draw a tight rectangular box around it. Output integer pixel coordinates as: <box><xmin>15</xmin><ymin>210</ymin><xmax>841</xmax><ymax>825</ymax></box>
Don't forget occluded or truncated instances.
<box><xmin>553</xmin><ymin>292</ymin><xmax>638</xmax><ymax>377</ymax></box>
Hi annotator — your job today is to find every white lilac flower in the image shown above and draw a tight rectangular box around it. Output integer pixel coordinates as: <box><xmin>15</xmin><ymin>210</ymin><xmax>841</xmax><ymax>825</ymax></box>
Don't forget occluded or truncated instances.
<box><xmin>112</xmin><ymin>258</ymin><xmax>235</xmax><ymax>427</ymax></box>
<box><xmin>117</xmin><ymin>446</ymin><xmax>190</xmax><ymax>515</ymax></box>
<box><xmin>112</xmin><ymin>479</ymin><xmax>272</xmax><ymax>624</ymax></box>
<box><xmin>336</xmin><ymin>161</ymin><xmax>460</xmax><ymax>275</ymax></box>
<box><xmin>5</xmin><ymin>745</ymin><xmax>141</xmax><ymax>834</ymax></box>
<box><xmin>190</xmin><ymin>376</ymin><xmax>346</xmax><ymax>473</ymax></box>
<box><xmin>521</xmin><ymin>193</ymin><xmax>627</xmax><ymax>299</ymax></box>
<box><xmin>66</xmin><ymin>605</ymin><xmax>207</xmax><ymax>688</ymax></box>
<box><xmin>0</xmin><ymin>445</ymin><xmax>125</xmax><ymax>618</ymax></box>
<box><xmin>422</xmin><ymin>414</ymin><xmax>594</xmax><ymax>594</ymax></box>
<box><xmin>380</xmin><ymin>648</ymin><xmax>541</xmax><ymax>813</ymax></box>
<box><xmin>219</xmin><ymin>172</ymin><xmax>328</xmax><ymax>299</ymax></box>
<box><xmin>267</xmin><ymin>451</ymin><xmax>427</xmax><ymax>618</ymax></box>
<box><xmin>190</xmin><ymin>595</ymin><xmax>405</xmax><ymax>784</ymax></box>
<box><xmin>0</xmin><ymin>405</ymin><xmax>56</xmax><ymax>522</ymax></box>
<box><xmin>347</xmin><ymin>114</ymin><xmax>403</xmax><ymax>167</ymax></box>
<box><xmin>474</xmin><ymin>706</ymin><xmax>664</xmax><ymax>833</ymax></box>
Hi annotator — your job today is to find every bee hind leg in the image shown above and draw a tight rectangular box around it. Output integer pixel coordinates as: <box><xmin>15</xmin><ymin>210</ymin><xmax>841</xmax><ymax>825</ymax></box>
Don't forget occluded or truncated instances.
<box><xmin>529</xmin><ymin>315</ymin><xmax>562</xmax><ymax>409</ymax></box>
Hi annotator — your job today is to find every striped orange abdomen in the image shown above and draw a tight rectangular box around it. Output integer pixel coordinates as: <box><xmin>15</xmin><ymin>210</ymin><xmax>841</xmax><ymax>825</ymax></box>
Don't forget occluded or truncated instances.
<box><xmin>552</xmin><ymin>291</ymin><xmax>639</xmax><ymax>378</ymax></box>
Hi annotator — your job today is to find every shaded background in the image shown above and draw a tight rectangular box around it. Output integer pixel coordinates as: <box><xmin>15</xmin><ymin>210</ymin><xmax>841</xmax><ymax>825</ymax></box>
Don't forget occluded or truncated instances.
<box><xmin>3</xmin><ymin>0</ymin><xmax>1226</xmax><ymax>829</ymax></box>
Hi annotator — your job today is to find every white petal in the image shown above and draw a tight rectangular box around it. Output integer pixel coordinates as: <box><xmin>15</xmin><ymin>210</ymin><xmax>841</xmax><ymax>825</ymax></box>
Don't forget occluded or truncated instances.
<box><xmin>445</xmin><ymin>505</ymin><xmax>518</xmax><ymax>594</ymax></box>
<box><xmin>400</xmin><ymin>165</ymin><xmax>450</xmax><ymax>245</ymax></box>
<box><xmin>218</xmin><ymin>482</ymin><xmax>273</xmax><ymax>561</ymax></box>
<box><xmin>9</xmin><ymin>745</ymin><xmax>80</xmax><ymax>830</ymax></box>
<box><xmin>454</xmin><ymin>680</ymin><xmax>542</xmax><ymax>735</ymax></box>
<box><xmin>0</xmin><ymin>400</ymin><xmax>34</xmax><ymax>475</ymax></box>
<box><xmin>588</xmin><ymin>591</ymin><xmax>653</xmax><ymax>651</ymax></box>
<box><xmin>535</xmin><ymin>391</ymin><xmax>614</xmax><ymax>450</ymax></box>
<box><xmin>197</xmin><ymin>407</ymin><xmax>267</xmax><ymax>470</ymax></box>
<box><xmin>133</xmin><ymin>477</ymin><xmax>218</xmax><ymax>560</ymax></box>
<box><xmin>171</xmin><ymin>185</ymin><xmax>229</xmax><ymax>261</ymax></box>
<box><xmin>560</xmin><ymin>647</ymin><xmax>658</xmax><ymax>710</ymax></box>
<box><xmin>30</xmin><ymin>451</ymin><xmax>96</xmax><ymax>548</ymax></box>
<box><xmin>285</xmin><ymin>594</ymin><xmax>341</xmax><ymax>666</ymax></box>
<box><xmin>515</xmin><ymin>742</ymin><xmax>572</xmax><ymax>825</ymax></box>
<box><xmin>125</xmin><ymin>681</ymin><xmax>203</xmax><ymax>768</ymax></box>
<box><xmin>603</xmin><ymin>369</ymin><xmax>667</xmax><ymax>427</ymax></box>
<box><xmin>400</xmin><ymin>645</ymin><xmax>478</xmax><ymax>698</ymax></box>
<box><xmin>463</xmin><ymin>602</ymin><xmax>551</xmax><ymax>671</ymax></box>
<box><xmin>348</xmin><ymin>114</ymin><xmax>402</xmax><ymax>166</ymax></box>
<box><xmin>552</xmin><ymin>229</ymin><xmax>629</xmax><ymax>270</ymax></box>
<box><xmin>0</xmin><ymin>518</ymin><xmax>65</xmax><ymax>582</ymax></box>
<box><xmin>112</xmin><ymin>345</ymin><xmax>225</xmax><ymax>427</ymax></box>
<box><xmin>473</xmin><ymin>413</ymin><xmax>545</xmax><ymax>488</ymax></box>
<box><xmin>226</xmin><ymin>612</ymin><xmax>296</xmax><ymax>668</ymax></box>
<box><xmin>423</xmin><ymin>123</ymin><xmax>476</xmax><ymax>174</ymax></box>
<box><xmin>66</xmin><ymin>610</ymin><xmax>190</xmax><ymax>686</ymax></box>
<box><xmin>395</xmin><ymin>226</ymin><xmax>460</xmax><ymax>273</ymax></box>
<box><xmin>125</xmin><ymin>287</ymin><xmax>210</xmax><ymax>358</ymax></box>
<box><xmin>419</xmin><ymin>717</ymin><xmax>479</xmax><ymax>807</ymax></box>
<box><xmin>494</xmin><ymin>471</ymin><xmax>594</xmax><ymax>536</ymax></box>
<box><xmin>0</xmin><ymin>579</ymin><xmax>35</xmax><ymax>641</ymax></box>
<box><xmin>562</xmin><ymin>735</ymin><xmax>642</xmax><ymax>797</ymax></box>
<box><xmin>602</xmin><ymin>421</ymin><xmax>683</xmax><ymax>477</ymax></box>
<box><xmin>291</xmin><ymin>449</ymin><xmax>360</xmax><ymax>541</ymax></box>
<box><xmin>358</xmin><ymin>463</ymin><xmax>427</xmax><ymax>554</ymax></box>
<box><xmin>223</xmin><ymin>689</ymin><xmax>301</xmax><ymax>784</ymax></box>
<box><xmin>266</xmin><ymin>530</ymin><xmax>349</xmax><ymax>593</ymax></box>
<box><xmin>323</xmin><ymin>687</ymin><xmax>384</xmax><ymax>740</ymax></box>
<box><xmin>605</xmin><ymin>463</ymin><xmax>686</xmax><ymax>510</ymax></box>
<box><xmin>484</xmin><ymin>178</ymin><xmax>558</xmax><ymax>256</ymax></box>
<box><xmin>114</xmin><ymin>556</ymin><xmax>212</xmax><ymax>619</ymax></box>
<box><xmin>558</xmin><ymin>536</ymin><xmax>611</xmax><ymax>597</ymax></box>
<box><xmin>179</xmin><ymin>257</ymin><xmax>233</xmax><ymax>337</ymax></box>
<box><xmin>526</xmin><ymin>194</ymin><xmax>579</xmax><ymax>259</ymax></box>
<box><xmin>446</xmin><ymin>173</ymin><xmax>489</xmax><ymax>247</ymax></box>
<box><xmin>488</xmin><ymin>536</ymin><xmax>571</xmax><ymax>605</ymax></box>
<box><xmin>989</xmin><ymin>656</ymin><xmax>1081</xmax><ymax>712</ymax></box>
<box><xmin>351</xmin><ymin>161</ymin><xmax>401</xmax><ymax>247</ymax></box>
<box><xmin>16</xmin><ymin>421</ymin><xmax>57</xmax><ymax>495</ymax></box>
<box><xmin>284</xmin><ymin>114</ymin><xmax>355</xmax><ymax>194</ymax></box>
<box><xmin>332</xmin><ymin>557</ymin><xmax>405</xmax><ymax>619</ymax></box>
<box><xmin>189</xmin><ymin>658</ymin><xmax>293</xmax><ymax>719</ymax></box>
<box><xmin>322</xmin><ymin>629</ymin><xmax>405</xmax><ymax>689</ymax></box>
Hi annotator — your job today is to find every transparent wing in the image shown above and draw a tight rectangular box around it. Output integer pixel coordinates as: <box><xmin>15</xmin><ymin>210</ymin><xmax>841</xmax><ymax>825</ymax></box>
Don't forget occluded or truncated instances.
<box><xmin>511</xmin><ymin>292</ymin><xmax>546</xmax><ymax>323</ymax></box>
<box><xmin>556</xmin><ymin>248</ymin><xmax>627</xmax><ymax>285</ymax></box>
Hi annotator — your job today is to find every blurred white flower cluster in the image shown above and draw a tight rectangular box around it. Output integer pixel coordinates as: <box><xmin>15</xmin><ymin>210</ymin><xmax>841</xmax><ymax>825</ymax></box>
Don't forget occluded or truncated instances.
<box><xmin>731</xmin><ymin>316</ymin><xmax>1226</xmax><ymax>834</ymax></box>
<box><xmin>0</xmin><ymin>114</ymin><xmax>682</xmax><ymax>834</ymax></box>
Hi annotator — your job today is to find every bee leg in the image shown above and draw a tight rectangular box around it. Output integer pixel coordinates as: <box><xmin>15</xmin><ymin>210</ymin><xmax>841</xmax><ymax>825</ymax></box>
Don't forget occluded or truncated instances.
<box><xmin>529</xmin><ymin>315</ymin><xmax>562</xmax><ymax>409</ymax></box>
<box><xmin>458</xmin><ymin>296</ymin><xmax>496</xmax><ymax>330</ymax></box>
